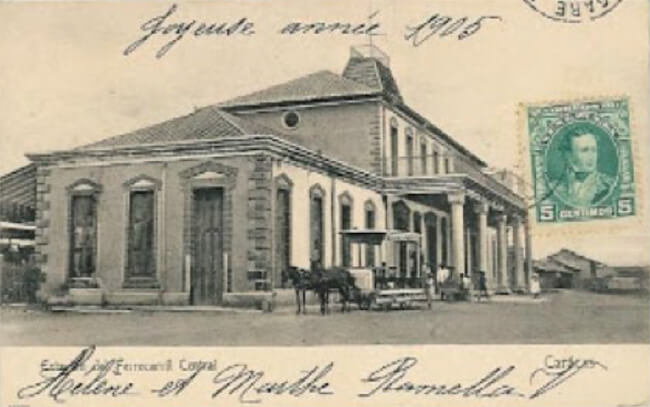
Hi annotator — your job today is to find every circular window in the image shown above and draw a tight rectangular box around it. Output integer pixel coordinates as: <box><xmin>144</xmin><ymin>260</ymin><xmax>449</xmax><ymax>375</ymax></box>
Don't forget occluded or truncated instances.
<box><xmin>282</xmin><ymin>111</ymin><xmax>300</xmax><ymax>129</ymax></box>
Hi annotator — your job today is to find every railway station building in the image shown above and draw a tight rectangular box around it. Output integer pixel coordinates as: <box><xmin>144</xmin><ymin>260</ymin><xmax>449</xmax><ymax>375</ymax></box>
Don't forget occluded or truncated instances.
<box><xmin>25</xmin><ymin>45</ymin><xmax>531</xmax><ymax>306</ymax></box>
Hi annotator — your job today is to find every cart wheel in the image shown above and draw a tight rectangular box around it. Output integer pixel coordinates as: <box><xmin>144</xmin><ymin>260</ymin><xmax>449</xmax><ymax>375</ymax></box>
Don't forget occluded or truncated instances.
<box><xmin>359</xmin><ymin>297</ymin><xmax>370</xmax><ymax>310</ymax></box>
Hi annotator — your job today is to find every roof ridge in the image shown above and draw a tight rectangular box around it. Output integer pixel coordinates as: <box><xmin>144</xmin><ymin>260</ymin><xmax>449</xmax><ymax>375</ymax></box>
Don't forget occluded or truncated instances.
<box><xmin>211</xmin><ymin>108</ymin><xmax>246</xmax><ymax>135</ymax></box>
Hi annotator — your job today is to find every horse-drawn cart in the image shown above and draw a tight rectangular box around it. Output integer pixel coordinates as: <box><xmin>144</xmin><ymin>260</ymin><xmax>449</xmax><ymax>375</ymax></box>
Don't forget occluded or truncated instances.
<box><xmin>340</xmin><ymin>229</ymin><xmax>427</xmax><ymax>310</ymax></box>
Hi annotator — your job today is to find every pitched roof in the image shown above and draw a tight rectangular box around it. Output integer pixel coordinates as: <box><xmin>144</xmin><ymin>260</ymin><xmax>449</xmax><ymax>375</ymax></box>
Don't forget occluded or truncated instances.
<box><xmin>218</xmin><ymin>70</ymin><xmax>379</xmax><ymax>109</ymax></box>
<box><xmin>77</xmin><ymin>107</ymin><xmax>275</xmax><ymax>150</ymax></box>
<box><xmin>533</xmin><ymin>258</ymin><xmax>579</xmax><ymax>273</ymax></box>
<box><xmin>342</xmin><ymin>57</ymin><xmax>403</xmax><ymax>103</ymax></box>
<box><xmin>550</xmin><ymin>248</ymin><xmax>607</xmax><ymax>267</ymax></box>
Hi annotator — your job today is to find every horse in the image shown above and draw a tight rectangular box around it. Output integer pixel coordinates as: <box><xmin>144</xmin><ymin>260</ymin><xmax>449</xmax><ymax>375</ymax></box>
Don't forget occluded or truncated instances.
<box><xmin>312</xmin><ymin>266</ymin><xmax>360</xmax><ymax>315</ymax></box>
<box><xmin>286</xmin><ymin>266</ymin><xmax>314</xmax><ymax>315</ymax></box>
<box><xmin>287</xmin><ymin>265</ymin><xmax>360</xmax><ymax>315</ymax></box>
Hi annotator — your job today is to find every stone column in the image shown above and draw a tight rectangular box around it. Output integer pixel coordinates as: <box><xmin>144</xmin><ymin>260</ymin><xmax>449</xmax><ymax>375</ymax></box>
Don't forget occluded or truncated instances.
<box><xmin>524</xmin><ymin>214</ymin><xmax>533</xmax><ymax>291</ymax></box>
<box><xmin>448</xmin><ymin>192</ymin><xmax>465</xmax><ymax>281</ymax></box>
<box><xmin>474</xmin><ymin>202</ymin><xmax>489</xmax><ymax>277</ymax></box>
<box><xmin>512</xmin><ymin>214</ymin><xmax>525</xmax><ymax>293</ymax></box>
<box><xmin>496</xmin><ymin>213</ymin><xmax>509</xmax><ymax>293</ymax></box>
<box><xmin>386</xmin><ymin>195</ymin><xmax>395</xmax><ymax>230</ymax></box>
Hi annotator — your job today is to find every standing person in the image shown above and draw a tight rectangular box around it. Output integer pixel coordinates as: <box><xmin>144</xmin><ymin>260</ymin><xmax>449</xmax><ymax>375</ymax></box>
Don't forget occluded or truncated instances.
<box><xmin>425</xmin><ymin>269</ymin><xmax>435</xmax><ymax>309</ymax></box>
<box><xmin>461</xmin><ymin>273</ymin><xmax>472</xmax><ymax>300</ymax></box>
<box><xmin>477</xmin><ymin>271</ymin><xmax>489</xmax><ymax>301</ymax></box>
<box><xmin>437</xmin><ymin>264</ymin><xmax>450</xmax><ymax>300</ymax></box>
<box><xmin>530</xmin><ymin>274</ymin><xmax>541</xmax><ymax>299</ymax></box>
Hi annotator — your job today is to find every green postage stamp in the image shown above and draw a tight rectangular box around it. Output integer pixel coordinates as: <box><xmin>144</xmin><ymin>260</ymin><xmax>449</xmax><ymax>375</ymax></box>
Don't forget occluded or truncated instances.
<box><xmin>527</xmin><ymin>98</ymin><xmax>635</xmax><ymax>223</ymax></box>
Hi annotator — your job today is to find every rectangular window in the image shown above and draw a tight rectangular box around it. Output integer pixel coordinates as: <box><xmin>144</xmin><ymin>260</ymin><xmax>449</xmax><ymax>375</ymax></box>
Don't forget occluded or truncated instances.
<box><xmin>341</xmin><ymin>204</ymin><xmax>352</xmax><ymax>267</ymax></box>
<box><xmin>365</xmin><ymin>209</ymin><xmax>376</xmax><ymax>267</ymax></box>
<box><xmin>390</xmin><ymin>126</ymin><xmax>399</xmax><ymax>176</ymax></box>
<box><xmin>70</xmin><ymin>195</ymin><xmax>97</xmax><ymax>278</ymax></box>
<box><xmin>420</xmin><ymin>143</ymin><xmax>427</xmax><ymax>175</ymax></box>
<box><xmin>365</xmin><ymin>209</ymin><xmax>375</xmax><ymax>230</ymax></box>
<box><xmin>406</xmin><ymin>135</ymin><xmax>414</xmax><ymax>176</ymax></box>
<box><xmin>445</xmin><ymin>157</ymin><xmax>451</xmax><ymax>173</ymax></box>
<box><xmin>310</xmin><ymin>196</ymin><xmax>324</xmax><ymax>267</ymax></box>
<box><xmin>274</xmin><ymin>189</ymin><xmax>291</xmax><ymax>288</ymax></box>
<box><xmin>127</xmin><ymin>190</ymin><xmax>155</xmax><ymax>279</ymax></box>
<box><xmin>433</xmin><ymin>151</ymin><xmax>439</xmax><ymax>175</ymax></box>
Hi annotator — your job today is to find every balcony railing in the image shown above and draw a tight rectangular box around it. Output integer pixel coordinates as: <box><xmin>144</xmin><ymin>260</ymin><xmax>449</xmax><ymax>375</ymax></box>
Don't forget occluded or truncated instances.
<box><xmin>383</xmin><ymin>155</ymin><xmax>451</xmax><ymax>177</ymax></box>
<box><xmin>382</xmin><ymin>155</ymin><xmax>527</xmax><ymax>209</ymax></box>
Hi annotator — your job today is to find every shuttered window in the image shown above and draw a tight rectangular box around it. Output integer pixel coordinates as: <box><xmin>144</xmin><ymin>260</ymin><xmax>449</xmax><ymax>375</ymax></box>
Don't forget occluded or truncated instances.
<box><xmin>70</xmin><ymin>195</ymin><xmax>97</xmax><ymax>278</ymax></box>
<box><xmin>127</xmin><ymin>190</ymin><xmax>155</xmax><ymax>278</ymax></box>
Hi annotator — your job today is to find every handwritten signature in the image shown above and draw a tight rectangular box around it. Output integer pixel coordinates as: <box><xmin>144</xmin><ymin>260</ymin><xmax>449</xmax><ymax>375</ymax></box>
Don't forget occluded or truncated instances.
<box><xmin>16</xmin><ymin>348</ymin><xmax>608</xmax><ymax>404</ymax></box>
<box><xmin>529</xmin><ymin>354</ymin><xmax>608</xmax><ymax>399</ymax></box>
<box><xmin>359</xmin><ymin>355</ymin><xmax>607</xmax><ymax>400</ymax></box>
<box><xmin>16</xmin><ymin>346</ymin><xmax>137</xmax><ymax>403</ymax></box>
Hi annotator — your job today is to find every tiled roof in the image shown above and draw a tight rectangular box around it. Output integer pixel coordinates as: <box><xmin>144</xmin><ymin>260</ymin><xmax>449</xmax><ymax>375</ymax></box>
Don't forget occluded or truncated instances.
<box><xmin>77</xmin><ymin>107</ymin><xmax>275</xmax><ymax>150</ymax></box>
<box><xmin>549</xmin><ymin>248</ymin><xmax>607</xmax><ymax>269</ymax></box>
<box><xmin>342</xmin><ymin>57</ymin><xmax>403</xmax><ymax>103</ymax></box>
<box><xmin>533</xmin><ymin>258</ymin><xmax>578</xmax><ymax>274</ymax></box>
<box><xmin>219</xmin><ymin>70</ymin><xmax>379</xmax><ymax>109</ymax></box>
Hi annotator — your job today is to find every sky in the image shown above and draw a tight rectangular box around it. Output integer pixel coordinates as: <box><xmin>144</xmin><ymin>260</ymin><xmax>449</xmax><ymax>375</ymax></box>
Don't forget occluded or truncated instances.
<box><xmin>0</xmin><ymin>0</ymin><xmax>648</xmax><ymax>265</ymax></box>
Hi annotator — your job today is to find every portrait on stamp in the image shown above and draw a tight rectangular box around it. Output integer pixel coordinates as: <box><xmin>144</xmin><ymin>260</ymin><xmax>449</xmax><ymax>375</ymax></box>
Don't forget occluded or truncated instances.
<box><xmin>528</xmin><ymin>99</ymin><xmax>635</xmax><ymax>223</ymax></box>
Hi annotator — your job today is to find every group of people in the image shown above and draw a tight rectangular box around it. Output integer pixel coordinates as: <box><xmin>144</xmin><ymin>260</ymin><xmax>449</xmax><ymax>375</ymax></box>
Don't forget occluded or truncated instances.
<box><xmin>422</xmin><ymin>264</ymin><xmax>542</xmax><ymax>308</ymax></box>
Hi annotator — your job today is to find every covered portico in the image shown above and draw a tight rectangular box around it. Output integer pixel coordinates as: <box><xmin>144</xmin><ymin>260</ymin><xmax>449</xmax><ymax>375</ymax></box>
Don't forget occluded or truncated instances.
<box><xmin>383</xmin><ymin>172</ymin><xmax>530</xmax><ymax>293</ymax></box>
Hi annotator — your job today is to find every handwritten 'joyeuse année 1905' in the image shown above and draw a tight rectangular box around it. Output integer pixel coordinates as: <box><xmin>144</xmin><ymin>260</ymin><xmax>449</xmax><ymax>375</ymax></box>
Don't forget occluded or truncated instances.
<box><xmin>123</xmin><ymin>4</ymin><xmax>502</xmax><ymax>58</ymax></box>
<box><xmin>15</xmin><ymin>346</ymin><xmax>607</xmax><ymax>404</ymax></box>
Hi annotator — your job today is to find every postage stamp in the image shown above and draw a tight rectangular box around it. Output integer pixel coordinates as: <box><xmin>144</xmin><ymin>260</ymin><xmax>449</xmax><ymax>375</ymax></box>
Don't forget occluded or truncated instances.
<box><xmin>527</xmin><ymin>98</ymin><xmax>635</xmax><ymax>223</ymax></box>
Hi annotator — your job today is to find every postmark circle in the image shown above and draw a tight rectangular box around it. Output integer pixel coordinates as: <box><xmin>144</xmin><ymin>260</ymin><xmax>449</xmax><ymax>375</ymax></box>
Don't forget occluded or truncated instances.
<box><xmin>522</xmin><ymin>0</ymin><xmax>623</xmax><ymax>23</ymax></box>
<box><xmin>543</xmin><ymin>121</ymin><xmax>619</xmax><ymax>208</ymax></box>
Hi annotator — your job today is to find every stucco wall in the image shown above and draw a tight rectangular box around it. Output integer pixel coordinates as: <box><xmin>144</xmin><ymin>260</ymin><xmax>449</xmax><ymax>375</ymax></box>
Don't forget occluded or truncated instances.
<box><xmin>382</xmin><ymin>106</ymin><xmax>462</xmax><ymax>177</ymax></box>
<box><xmin>236</xmin><ymin>102</ymin><xmax>380</xmax><ymax>173</ymax></box>
<box><xmin>39</xmin><ymin>156</ymin><xmax>254</xmax><ymax>298</ymax></box>
<box><xmin>271</xmin><ymin>161</ymin><xmax>385</xmax><ymax>270</ymax></box>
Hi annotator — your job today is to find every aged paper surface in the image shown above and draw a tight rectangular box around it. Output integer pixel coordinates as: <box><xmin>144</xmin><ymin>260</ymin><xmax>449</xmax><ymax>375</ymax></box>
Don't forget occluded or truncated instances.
<box><xmin>0</xmin><ymin>0</ymin><xmax>648</xmax><ymax>406</ymax></box>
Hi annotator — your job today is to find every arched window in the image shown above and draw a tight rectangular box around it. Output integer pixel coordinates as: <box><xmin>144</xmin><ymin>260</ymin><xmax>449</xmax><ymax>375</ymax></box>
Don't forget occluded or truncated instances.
<box><xmin>309</xmin><ymin>184</ymin><xmax>326</xmax><ymax>268</ymax></box>
<box><xmin>339</xmin><ymin>192</ymin><xmax>353</xmax><ymax>267</ymax></box>
<box><xmin>392</xmin><ymin>200</ymin><xmax>410</xmax><ymax>231</ymax></box>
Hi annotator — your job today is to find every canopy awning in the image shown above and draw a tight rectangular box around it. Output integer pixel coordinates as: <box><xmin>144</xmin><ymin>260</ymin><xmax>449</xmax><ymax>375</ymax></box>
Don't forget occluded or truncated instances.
<box><xmin>340</xmin><ymin>229</ymin><xmax>421</xmax><ymax>245</ymax></box>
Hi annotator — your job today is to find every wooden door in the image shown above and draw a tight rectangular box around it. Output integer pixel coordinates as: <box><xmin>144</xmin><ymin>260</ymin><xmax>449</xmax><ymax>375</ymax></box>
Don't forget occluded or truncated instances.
<box><xmin>192</xmin><ymin>188</ymin><xmax>224</xmax><ymax>305</ymax></box>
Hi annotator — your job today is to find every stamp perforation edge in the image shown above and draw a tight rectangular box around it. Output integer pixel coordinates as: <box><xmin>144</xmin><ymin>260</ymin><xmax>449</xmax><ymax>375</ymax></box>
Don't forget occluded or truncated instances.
<box><xmin>516</xmin><ymin>93</ymin><xmax>646</xmax><ymax>238</ymax></box>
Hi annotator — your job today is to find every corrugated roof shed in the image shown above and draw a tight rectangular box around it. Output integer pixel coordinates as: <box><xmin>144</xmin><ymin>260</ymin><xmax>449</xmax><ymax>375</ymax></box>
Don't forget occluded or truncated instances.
<box><xmin>0</xmin><ymin>164</ymin><xmax>36</xmax><ymax>223</ymax></box>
